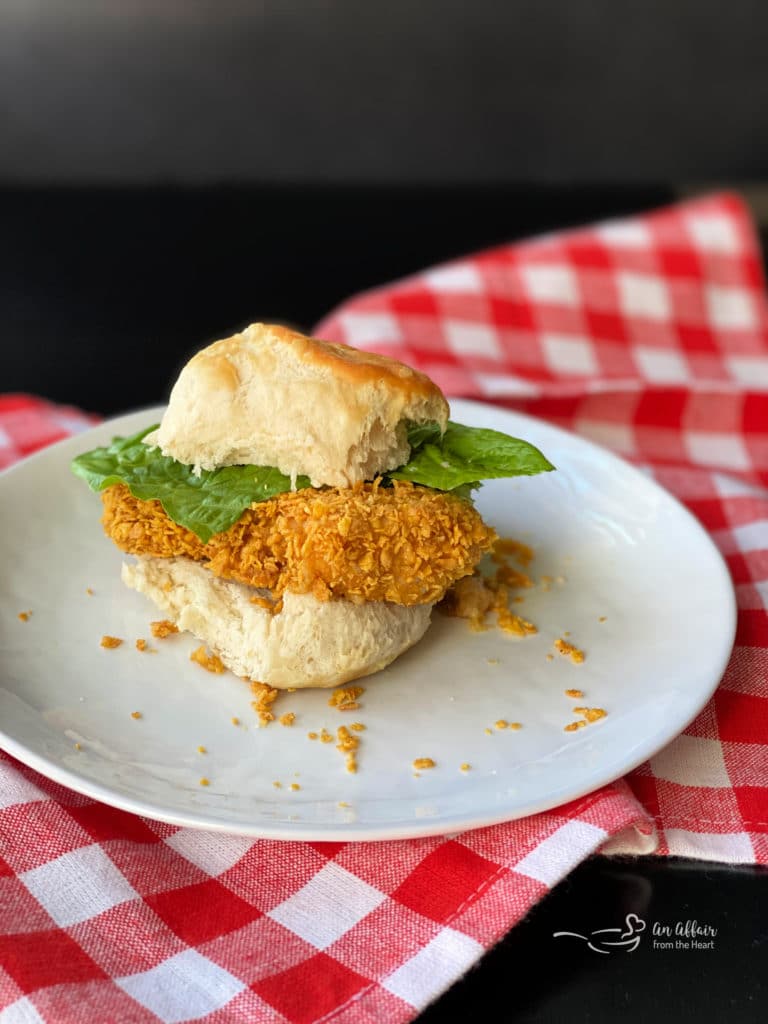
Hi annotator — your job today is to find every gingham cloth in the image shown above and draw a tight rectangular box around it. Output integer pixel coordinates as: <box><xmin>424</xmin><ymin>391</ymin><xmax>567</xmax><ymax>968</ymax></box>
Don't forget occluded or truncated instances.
<box><xmin>1</xmin><ymin>192</ymin><xmax>767</xmax><ymax>1023</ymax></box>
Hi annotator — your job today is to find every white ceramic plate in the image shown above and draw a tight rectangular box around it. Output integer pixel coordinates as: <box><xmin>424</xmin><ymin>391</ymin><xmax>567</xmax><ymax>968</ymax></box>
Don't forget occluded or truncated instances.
<box><xmin>0</xmin><ymin>400</ymin><xmax>736</xmax><ymax>840</ymax></box>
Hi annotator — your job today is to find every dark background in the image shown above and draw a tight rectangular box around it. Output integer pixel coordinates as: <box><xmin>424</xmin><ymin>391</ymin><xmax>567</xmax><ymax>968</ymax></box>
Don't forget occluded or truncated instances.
<box><xmin>2</xmin><ymin>2</ymin><xmax>767</xmax><ymax>1021</ymax></box>
<box><xmin>1</xmin><ymin>0</ymin><xmax>767</xmax><ymax>184</ymax></box>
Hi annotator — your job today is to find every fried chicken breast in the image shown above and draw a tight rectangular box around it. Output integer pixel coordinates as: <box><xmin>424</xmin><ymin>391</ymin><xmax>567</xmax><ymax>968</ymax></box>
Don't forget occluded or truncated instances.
<box><xmin>102</xmin><ymin>479</ymin><xmax>496</xmax><ymax>606</ymax></box>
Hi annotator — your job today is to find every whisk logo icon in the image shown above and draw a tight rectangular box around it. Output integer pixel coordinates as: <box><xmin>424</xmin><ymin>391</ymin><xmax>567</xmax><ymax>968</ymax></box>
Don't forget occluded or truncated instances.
<box><xmin>553</xmin><ymin>913</ymin><xmax>646</xmax><ymax>955</ymax></box>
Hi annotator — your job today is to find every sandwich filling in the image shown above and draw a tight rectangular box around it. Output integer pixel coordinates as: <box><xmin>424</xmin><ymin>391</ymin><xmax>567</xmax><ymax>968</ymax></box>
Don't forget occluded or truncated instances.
<box><xmin>102</xmin><ymin>479</ymin><xmax>496</xmax><ymax>606</ymax></box>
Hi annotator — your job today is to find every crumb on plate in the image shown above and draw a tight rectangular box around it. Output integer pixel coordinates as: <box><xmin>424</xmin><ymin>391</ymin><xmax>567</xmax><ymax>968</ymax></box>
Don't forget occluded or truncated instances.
<box><xmin>199</xmin><ymin>777</ymin><xmax>210</xmax><ymax>786</ymax></box>
<box><xmin>190</xmin><ymin>645</ymin><xmax>225</xmax><ymax>673</ymax></box>
<box><xmin>564</xmin><ymin>720</ymin><xmax>587</xmax><ymax>732</ymax></box>
<box><xmin>151</xmin><ymin>619</ymin><xmax>179</xmax><ymax>639</ymax></box>
<box><xmin>413</xmin><ymin>757</ymin><xmax>436</xmax><ymax>770</ymax></box>
<box><xmin>100</xmin><ymin>635</ymin><xmax>123</xmax><ymax>649</ymax></box>
<box><xmin>554</xmin><ymin>637</ymin><xmax>585</xmax><ymax>664</ymax></box>
<box><xmin>250</xmin><ymin>680</ymin><xmax>279</xmax><ymax>725</ymax></box>
<box><xmin>336</xmin><ymin>726</ymin><xmax>360</xmax><ymax>773</ymax></box>
<box><xmin>565</xmin><ymin>688</ymin><xmax>584</xmax><ymax>699</ymax></box>
<box><xmin>135</xmin><ymin>638</ymin><xmax>148</xmax><ymax>652</ymax></box>
<box><xmin>279</xmin><ymin>712</ymin><xmax>296</xmax><ymax>727</ymax></box>
<box><xmin>574</xmin><ymin>706</ymin><xmax>607</xmax><ymax>723</ymax></box>
<box><xmin>328</xmin><ymin>686</ymin><xmax>364</xmax><ymax>711</ymax></box>
<box><xmin>130</xmin><ymin>711</ymin><xmax>142</xmax><ymax>720</ymax></box>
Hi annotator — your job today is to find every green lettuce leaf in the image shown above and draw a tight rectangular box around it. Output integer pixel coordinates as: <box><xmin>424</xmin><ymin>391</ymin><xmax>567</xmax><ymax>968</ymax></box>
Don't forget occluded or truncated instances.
<box><xmin>390</xmin><ymin>420</ymin><xmax>554</xmax><ymax>490</ymax></box>
<box><xmin>71</xmin><ymin>418</ymin><xmax>554</xmax><ymax>542</ymax></box>
<box><xmin>70</xmin><ymin>426</ymin><xmax>311</xmax><ymax>544</ymax></box>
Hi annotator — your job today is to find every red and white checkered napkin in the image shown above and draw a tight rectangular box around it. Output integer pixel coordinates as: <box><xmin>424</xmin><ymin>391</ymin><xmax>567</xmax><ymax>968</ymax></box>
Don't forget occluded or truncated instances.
<box><xmin>1</xmin><ymin>193</ymin><xmax>767</xmax><ymax>1024</ymax></box>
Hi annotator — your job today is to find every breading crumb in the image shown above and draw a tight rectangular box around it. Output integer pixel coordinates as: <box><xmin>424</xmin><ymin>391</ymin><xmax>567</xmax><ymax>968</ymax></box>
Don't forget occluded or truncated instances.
<box><xmin>248</xmin><ymin>594</ymin><xmax>283</xmax><ymax>615</ymax></box>
<box><xmin>319</xmin><ymin>728</ymin><xmax>334</xmax><ymax>744</ymax></box>
<box><xmin>413</xmin><ymin>758</ymin><xmax>436</xmax><ymax>770</ymax></box>
<box><xmin>231</xmin><ymin>716</ymin><xmax>240</xmax><ymax>726</ymax></box>
<box><xmin>86</xmin><ymin>588</ymin><xmax>94</xmax><ymax>596</ymax></box>
<box><xmin>279</xmin><ymin>712</ymin><xmax>296</xmax><ymax>727</ymax></box>
<box><xmin>328</xmin><ymin>686</ymin><xmax>364</xmax><ymax>711</ymax></box>
<box><xmin>190</xmin><ymin>646</ymin><xmax>225</xmax><ymax>673</ymax></box>
<box><xmin>338</xmin><ymin>801</ymin><xmax>350</xmax><ymax>808</ymax></box>
<box><xmin>273</xmin><ymin>781</ymin><xmax>282</xmax><ymax>788</ymax></box>
<box><xmin>574</xmin><ymin>706</ymin><xmax>607</xmax><ymax>723</ymax></box>
<box><xmin>492</xmin><ymin>538</ymin><xmax>534</xmax><ymax>566</ymax></box>
<box><xmin>135</xmin><ymin>638</ymin><xmax>147</xmax><ymax>652</ymax></box>
<box><xmin>150</xmin><ymin>619</ymin><xmax>179</xmax><ymax>639</ymax></box>
<box><xmin>564</xmin><ymin>720</ymin><xmax>587</xmax><ymax>732</ymax></box>
<box><xmin>250</xmin><ymin>681</ymin><xmax>279</xmax><ymax>725</ymax></box>
<box><xmin>197</xmin><ymin>745</ymin><xmax>207</xmax><ymax>754</ymax></box>
<box><xmin>565</xmin><ymin>688</ymin><xmax>584</xmax><ymax>699</ymax></box>
<box><xmin>460</xmin><ymin>763</ymin><xmax>471</xmax><ymax>771</ymax></box>
<box><xmin>130</xmin><ymin>711</ymin><xmax>142</xmax><ymax>720</ymax></box>
<box><xmin>554</xmin><ymin>638</ymin><xmax>585</xmax><ymax>664</ymax></box>
<box><xmin>495</xmin><ymin>719</ymin><xmax>508</xmax><ymax>730</ymax></box>
<box><xmin>290</xmin><ymin>783</ymin><xmax>301</xmax><ymax>791</ymax></box>
<box><xmin>199</xmin><ymin>777</ymin><xmax>210</xmax><ymax>786</ymax></box>
<box><xmin>100</xmin><ymin>635</ymin><xmax>123</xmax><ymax>648</ymax></box>
<box><xmin>336</xmin><ymin>726</ymin><xmax>360</xmax><ymax>773</ymax></box>
<box><xmin>508</xmin><ymin>721</ymin><xmax>522</xmax><ymax>730</ymax></box>
<box><xmin>349</xmin><ymin>722</ymin><xmax>366</xmax><ymax>732</ymax></box>
<box><xmin>74</xmin><ymin>742</ymin><xmax>81</xmax><ymax>751</ymax></box>
<box><xmin>546</xmin><ymin>653</ymin><xmax>554</xmax><ymax>662</ymax></box>
<box><xmin>307</xmin><ymin>731</ymin><xmax>318</xmax><ymax>740</ymax></box>
<box><xmin>484</xmin><ymin>728</ymin><xmax>493</xmax><ymax>735</ymax></box>
<box><xmin>599</xmin><ymin>616</ymin><xmax>607</xmax><ymax>622</ymax></box>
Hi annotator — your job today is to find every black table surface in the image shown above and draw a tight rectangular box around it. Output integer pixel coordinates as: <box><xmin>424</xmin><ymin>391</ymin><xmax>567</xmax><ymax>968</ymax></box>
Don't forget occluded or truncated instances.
<box><xmin>1</xmin><ymin>185</ymin><xmax>766</xmax><ymax>1023</ymax></box>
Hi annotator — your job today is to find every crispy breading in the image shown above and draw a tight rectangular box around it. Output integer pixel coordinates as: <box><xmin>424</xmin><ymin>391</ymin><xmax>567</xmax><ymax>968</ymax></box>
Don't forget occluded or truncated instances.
<box><xmin>101</xmin><ymin>481</ymin><xmax>495</xmax><ymax>606</ymax></box>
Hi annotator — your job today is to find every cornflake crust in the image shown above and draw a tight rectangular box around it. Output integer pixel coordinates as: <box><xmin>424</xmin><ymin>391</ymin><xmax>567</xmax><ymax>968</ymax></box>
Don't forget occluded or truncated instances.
<box><xmin>440</xmin><ymin>537</ymin><xmax>539</xmax><ymax>636</ymax></box>
<box><xmin>250</xmin><ymin>681</ymin><xmax>279</xmax><ymax>725</ymax></box>
<box><xmin>554</xmin><ymin>638</ymin><xmax>585</xmax><ymax>664</ymax></box>
<box><xmin>328</xmin><ymin>686</ymin><xmax>364</xmax><ymax>711</ymax></box>
<box><xmin>150</xmin><ymin>619</ymin><xmax>179</xmax><ymax>638</ymax></box>
<box><xmin>336</xmin><ymin>726</ymin><xmax>360</xmax><ymax>773</ymax></box>
<box><xmin>100</xmin><ymin>635</ymin><xmax>123</xmax><ymax>649</ymax></box>
<box><xmin>190</xmin><ymin>646</ymin><xmax>225</xmax><ymax>674</ymax></box>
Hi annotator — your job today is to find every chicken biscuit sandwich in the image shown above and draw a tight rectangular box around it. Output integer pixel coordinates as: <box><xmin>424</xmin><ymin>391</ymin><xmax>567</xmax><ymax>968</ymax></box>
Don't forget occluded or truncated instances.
<box><xmin>72</xmin><ymin>323</ymin><xmax>553</xmax><ymax>688</ymax></box>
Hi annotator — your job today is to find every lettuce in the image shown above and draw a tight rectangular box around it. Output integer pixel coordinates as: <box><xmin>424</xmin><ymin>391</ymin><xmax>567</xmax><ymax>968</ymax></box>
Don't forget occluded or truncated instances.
<box><xmin>71</xmin><ymin>426</ymin><xmax>311</xmax><ymax>544</ymax></box>
<box><xmin>71</xmin><ymin>419</ymin><xmax>554</xmax><ymax>542</ymax></box>
<box><xmin>390</xmin><ymin>421</ymin><xmax>554</xmax><ymax>490</ymax></box>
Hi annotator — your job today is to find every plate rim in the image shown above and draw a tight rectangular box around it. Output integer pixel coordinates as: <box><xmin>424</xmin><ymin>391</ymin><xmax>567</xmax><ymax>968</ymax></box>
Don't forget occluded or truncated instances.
<box><xmin>0</xmin><ymin>399</ymin><xmax>738</xmax><ymax>840</ymax></box>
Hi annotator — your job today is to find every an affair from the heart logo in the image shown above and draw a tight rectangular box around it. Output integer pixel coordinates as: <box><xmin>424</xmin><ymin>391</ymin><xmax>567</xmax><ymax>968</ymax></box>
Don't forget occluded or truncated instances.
<box><xmin>552</xmin><ymin>912</ymin><xmax>647</xmax><ymax>955</ymax></box>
